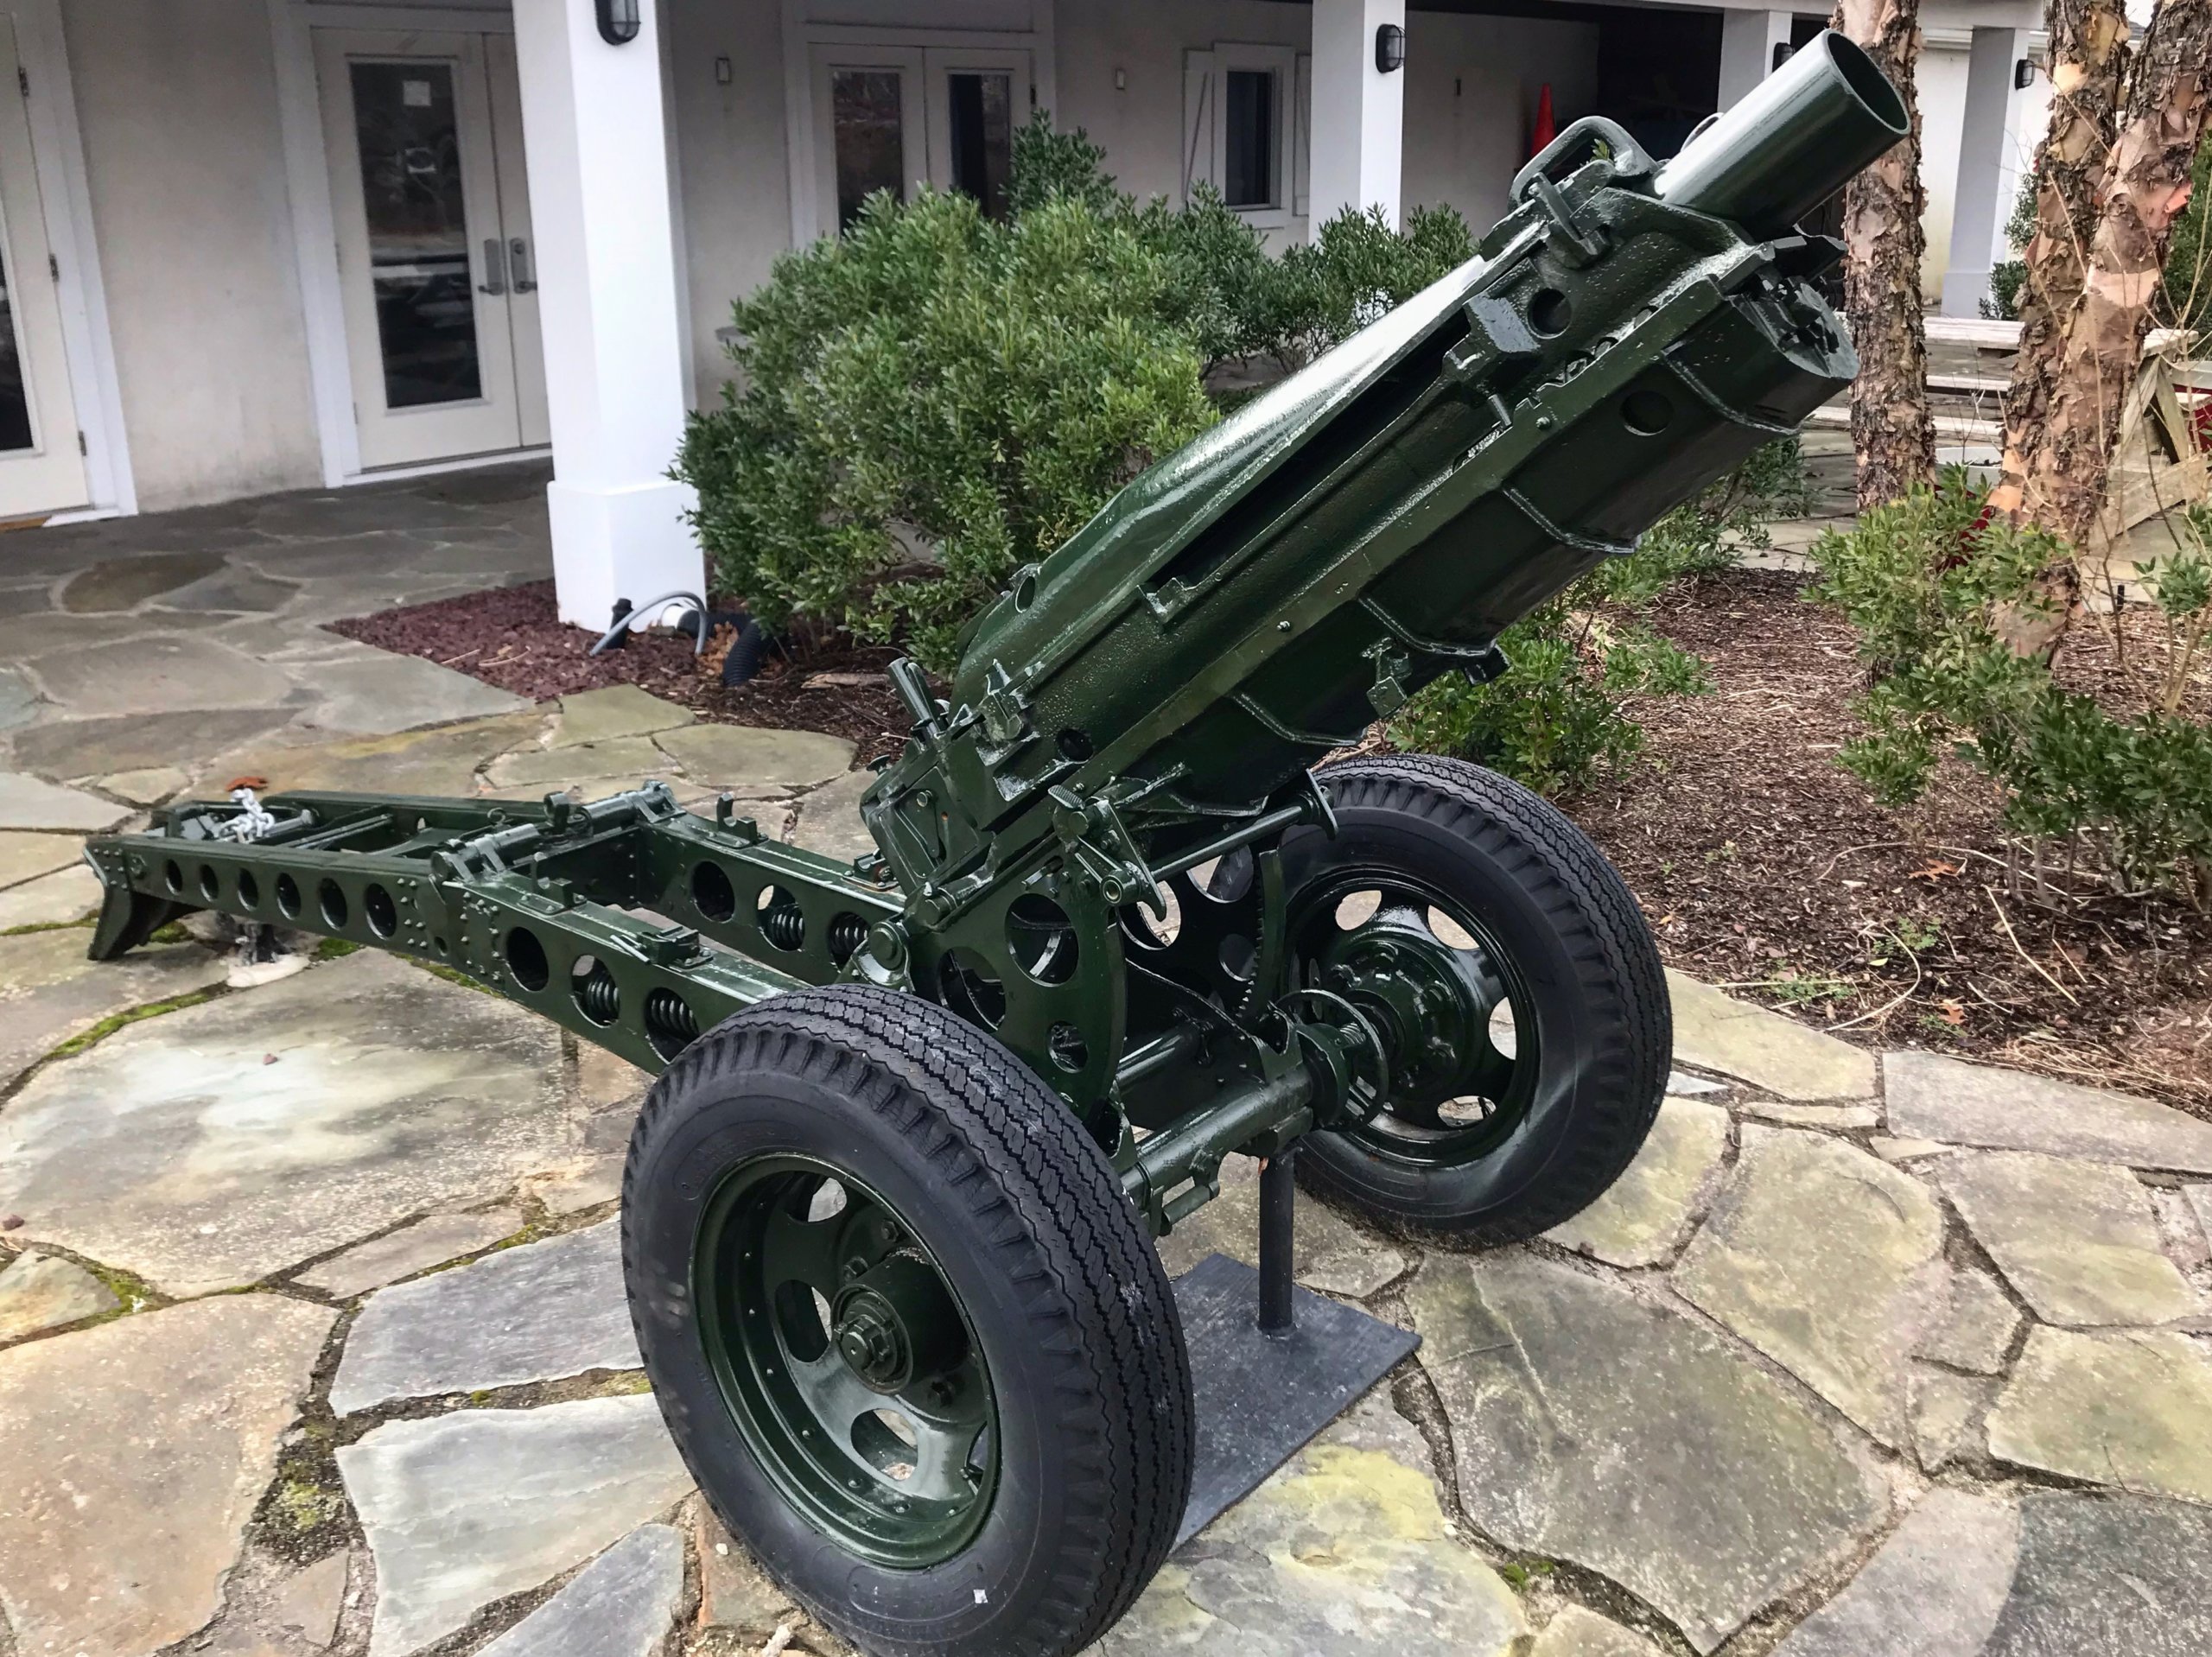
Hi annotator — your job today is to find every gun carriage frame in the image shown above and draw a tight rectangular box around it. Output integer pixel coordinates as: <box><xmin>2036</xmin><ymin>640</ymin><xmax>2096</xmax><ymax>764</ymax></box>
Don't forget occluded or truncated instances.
<box><xmin>83</xmin><ymin>35</ymin><xmax>1909</xmax><ymax>1657</ymax></box>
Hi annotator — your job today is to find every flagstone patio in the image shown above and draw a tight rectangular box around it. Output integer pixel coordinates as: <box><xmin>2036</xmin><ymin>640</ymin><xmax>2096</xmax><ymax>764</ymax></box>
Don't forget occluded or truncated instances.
<box><xmin>3</xmin><ymin>478</ymin><xmax>2211</xmax><ymax>1657</ymax></box>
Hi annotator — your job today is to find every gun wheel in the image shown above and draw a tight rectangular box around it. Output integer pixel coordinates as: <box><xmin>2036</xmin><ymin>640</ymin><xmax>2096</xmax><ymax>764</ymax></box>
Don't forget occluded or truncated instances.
<box><xmin>622</xmin><ymin>985</ymin><xmax>1193</xmax><ymax>1657</ymax></box>
<box><xmin>1283</xmin><ymin>753</ymin><xmax>1669</xmax><ymax>1241</ymax></box>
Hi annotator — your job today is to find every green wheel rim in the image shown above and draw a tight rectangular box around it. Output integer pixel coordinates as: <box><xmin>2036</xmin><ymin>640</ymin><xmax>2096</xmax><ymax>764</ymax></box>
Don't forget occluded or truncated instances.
<box><xmin>1289</xmin><ymin>867</ymin><xmax>1540</xmax><ymax>1166</ymax></box>
<box><xmin>694</xmin><ymin>1155</ymin><xmax>1000</xmax><ymax>1567</ymax></box>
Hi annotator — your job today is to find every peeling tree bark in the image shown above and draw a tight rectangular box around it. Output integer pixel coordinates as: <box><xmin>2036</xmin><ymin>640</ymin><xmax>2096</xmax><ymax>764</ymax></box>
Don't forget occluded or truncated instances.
<box><xmin>1991</xmin><ymin>0</ymin><xmax>2133</xmax><ymax>530</ymax></box>
<box><xmin>1832</xmin><ymin>0</ymin><xmax>1936</xmax><ymax>510</ymax></box>
<box><xmin>2034</xmin><ymin>0</ymin><xmax>2211</xmax><ymax>543</ymax></box>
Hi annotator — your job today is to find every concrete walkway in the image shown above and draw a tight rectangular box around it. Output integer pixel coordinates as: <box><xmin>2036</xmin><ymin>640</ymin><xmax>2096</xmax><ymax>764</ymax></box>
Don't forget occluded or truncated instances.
<box><xmin>3</xmin><ymin>486</ymin><xmax>2211</xmax><ymax>1657</ymax></box>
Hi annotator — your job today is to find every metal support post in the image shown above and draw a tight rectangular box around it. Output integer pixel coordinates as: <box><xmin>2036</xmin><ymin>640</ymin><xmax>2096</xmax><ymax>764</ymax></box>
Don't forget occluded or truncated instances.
<box><xmin>1257</xmin><ymin>1148</ymin><xmax>1297</xmax><ymax>1334</ymax></box>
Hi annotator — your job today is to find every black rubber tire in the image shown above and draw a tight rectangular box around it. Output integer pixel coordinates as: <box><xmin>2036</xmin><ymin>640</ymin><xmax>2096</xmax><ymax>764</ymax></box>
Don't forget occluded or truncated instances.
<box><xmin>622</xmin><ymin>984</ymin><xmax>1194</xmax><ymax>1657</ymax></box>
<box><xmin>1286</xmin><ymin>753</ymin><xmax>1669</xmax><ymax>1242</ymax></box>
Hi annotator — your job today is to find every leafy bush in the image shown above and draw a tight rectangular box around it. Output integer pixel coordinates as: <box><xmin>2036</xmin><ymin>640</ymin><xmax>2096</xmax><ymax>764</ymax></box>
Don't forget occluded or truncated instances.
<box><xmin>682</xmin><ymin>111</ymin><xmax>1482</xmax><ymax>667</ymax></box>
<box><xmin>1812</xmin><ymin>474</ymin><xmax>2212</xmax><ymax>899</ymax></box>
<box><xmin>1982</xmin><ymin>161</ymin><xmax>2039</xmax><ymax>321</ymax></box>
<box><xmin>2161</xmin><ymin>130</ymin><xmax>2212</xmax><ymax>334</ymax></box>
<box><xmin>678</xmin><ymin>187</ymin><xmax>1216</xmax><ymax>670</ymax></box>
<box><xmin>1386</xmin><ymin>438</ymin><xmax>1814</xmax><ymax>797</ymax></box>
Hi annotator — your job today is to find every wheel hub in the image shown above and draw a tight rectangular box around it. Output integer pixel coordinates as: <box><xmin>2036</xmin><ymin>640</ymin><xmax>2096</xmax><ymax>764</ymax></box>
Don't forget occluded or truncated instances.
<box><xmin>1321</xmin><ymin>924</ymin><xmax>1493</xmax><ymax>1101</ymax></box>
<box><xmin>832</xmin><ymin>1255</ymin><xmax>964</xmax><ymax>1394</ymax></box>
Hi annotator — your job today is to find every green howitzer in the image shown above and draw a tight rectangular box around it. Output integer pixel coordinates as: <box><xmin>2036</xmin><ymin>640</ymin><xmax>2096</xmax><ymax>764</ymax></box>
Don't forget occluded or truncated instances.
<box><xmin>82</xmin><ymin>34</ymin><xmax>1906</xmax><ymax>1657</ymax></box>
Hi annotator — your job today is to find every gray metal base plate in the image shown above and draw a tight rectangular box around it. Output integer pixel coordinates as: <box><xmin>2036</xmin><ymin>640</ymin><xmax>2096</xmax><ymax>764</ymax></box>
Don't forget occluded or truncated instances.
<box><xmin>1170</xmin><ymin>1252</ymin><xmax>1421</xmax><ymax>1546</ymax></box>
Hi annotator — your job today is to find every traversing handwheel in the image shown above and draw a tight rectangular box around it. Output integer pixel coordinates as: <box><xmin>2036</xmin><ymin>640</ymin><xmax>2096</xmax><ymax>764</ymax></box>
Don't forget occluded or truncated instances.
<box><xmin>621</xmin><ymin>985</ymin><xmax>1193</xmax><ymax>1657</ymax></box>
<box><xmin>1282</xmin><ymin>753</ymin><xmax>1669</xmax><ymax>1241</ymax></box>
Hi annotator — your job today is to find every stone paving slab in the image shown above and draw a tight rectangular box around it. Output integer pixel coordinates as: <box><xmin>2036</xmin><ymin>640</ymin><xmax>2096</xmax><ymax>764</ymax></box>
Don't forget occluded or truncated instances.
<box><xmin>0</xmin><ymin>664</ymin><xmax>35</xmax><ymax>728</ymax></box>
<box><xmin>295</xmin><ymin>653</ymin><xmax>529</xmax><ymax>737</ymax></box>
<box><xmin>1154</xmin><ymin>1155</ymin><xmax>1407</xmax><ymax>1298</ymax></box>
<box><xmin>1914</xmin><ymin>1263</ymin><xmax>2022</xmax><ymax>1374</ymax></box>
<box><xmin>1529</xmin><ymin>1604</ymin><xmax>1667</xmax><ymax>1657</ymax></box>
<box><xmin>296</xmin><ymin>1207</ymin><xmax>524</xmax><ymax>1299</ymax></box>
<box><xmin>521</xmin><ymin>1153</ymin><xmax>626</xmax><ymax>1216</ymax></box>
<box><xmin>691</xmin><ymin>1500</ymin><xmax>804</xmax><ymax>1642</ymax></box>
<box><xmin>0</xmin><ymin>828</ymin><xmax>82</xmax><ymax>886</ymax></box>
<box><xmin>0</xmin><ymin>1248</ymin><xmax>118</xmax><ymax>1342</ymax></box>
<box><xmin>230</xmin><ymin>714</ymin><xmax>540</xmax><ymax>796</ymax></box>
<box><xmin>97</xmin><ymin>764</ymin><xmax>189</xmax><ymax>804</ymax></box>
<box><xmin>1885</xmin><ymin>1049</ymin><xmax>2212</xmax><ymax>1173</ymax></box>
<box><xmin>489</xmin><ymin>735</ymin><xmax>670</xmax><ymax>790</ymax></box>
<box><xmin>0</xmin><ymin>926</ymin><xmax>226</xmax><ymax>1089</ymax></box>
<box><xmin>59</xmin><ymin>548</ymin><xmax>229</xmax><ymax>611</ymax></box>
<box><xmin>786</xmin><ymin>768</ymin><xmax>877</xmax><ymax>864</ymax></box>
<box><xmin>337</xmin><ymin>1394</ymin><xmax>692</xmax><ymax>1657</ymax></box>
<box><xmin>1737</xmin><ymin>1100</ymin><xmax>1881</xmax><ymax>1130</ymax></box>
<box><xmin>34</xmin><ymin>632</ymin><xmax>298</xmax><ymax>717</ymax></box>
<box><xmin>1940</xmin><ymin>1151</ymin><xmax>2202</xmax><ymax>1327</ymax></box>
<box><xmin>1408</xmin><ymin>1252</ymin><xmax>1886</xmax><ymax>1653</ymax></box>
<box><xmin>1771</xmin><ymin>1486</ymin><xmax>2018</xmax><ymax>1657</ymax></box>
<box><xmin>0</xmin><ymin>863</ymin><xmax>100</xmax><ymax>928</ymax></box>
<box><xmin>0</xmin><ymin>950</ymin><xmax>568</xmax><ymax>1295</ymax></box>
<box><xmin>0</xmin><ymin>1294</ymin><xmax>335</xmax><ymax>1657</ymax></box>
<box><xmin>0</xmin><ymin>769</ymin><xmax>131</xmax><ymax>830</ymax></box>
<box><xmin>333</xmin><ymin>1220</ymin><xmax>638</xmax><ymax>1413</ymax></box>
<box><xmin>1666</xmin><ymin>970</ymin><xmax>1877</xmax><ymax>1101</ymax></box>
<box><xmin>1910</xmin><ymin>1369</ymin><xmax>1993</xmax><ymax>1471</ymax></box>
<box><xmin>1774</xmin><ymin>1486</ymin><xmax>2212</xmax><ymax>1656</ymax></box>
<box><xmin>1100</xmin><ymin>1394</ymin><xmax>1527</xmax><ymax>1656</ymax></box>
<box><xmin>549</xmin><ymin>686</ymin><xmax>692</xmax><ymax>747</ymax></box>
<box><xmin>1674</xmin><ymin>1128</ymin><xmax>1945</xmax><ymax>1448</ymax></box>
<box><xmin>1544</xmin><ymin>1096</ymin><xmax>1728</xmax><ymax>1268</ymax></box>
<box><xmin>10</xmin><ymin>707</ymin><xmax>296</xmax><ymax>778</ymax></box>
<box><xmin>653</xmin><ymin>724</ymin><xmax>854</xmax><ymax>792</ymax></box>
<box><xmin>476</xmin><ymin>1524</ymin><xmax>684</xmax><ymax>1657</ymax></box>
<box><xmin>1986</xmin><ymin>1325</ymin><xmax>2212</xmax><ymax>1502</ymax></box>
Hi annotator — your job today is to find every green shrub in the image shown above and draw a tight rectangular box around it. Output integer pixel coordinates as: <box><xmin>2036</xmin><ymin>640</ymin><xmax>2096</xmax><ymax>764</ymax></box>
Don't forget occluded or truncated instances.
<box><xmin>2161</xmin><ymin>130</ymin><xmax>2211</xmax><ymax>333</ymax></box>
<box><xmin>683</xmin><ymin>111</ymin><xmax>1489</xmax><ymax>667</ymax></box>
<box><xmin>1812</xmin><ymin>475</ymin><xmax>2212</xmax><ymax>898</ymax></box>
<box><xmin>678</xmin><ymin>187</ymin><xmax>1216</xmax><ymax>670</ymax></box>
<box><xmin>1387</xmin><ymin>437</ymin><xmax>1814</xmax><ymax>797</ymax></box>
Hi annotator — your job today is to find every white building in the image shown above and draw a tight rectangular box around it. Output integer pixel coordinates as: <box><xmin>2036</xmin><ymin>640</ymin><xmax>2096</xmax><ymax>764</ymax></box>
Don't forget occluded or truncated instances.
<box><xmin>0</xmin><ymin>0</ymin><xmax>2047</xmax><ymax>621</ymax></box>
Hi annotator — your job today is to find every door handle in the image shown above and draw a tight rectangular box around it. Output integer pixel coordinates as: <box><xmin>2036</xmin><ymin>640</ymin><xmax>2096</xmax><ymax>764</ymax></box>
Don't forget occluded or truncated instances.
<box><xmin>477</xmin><ymin>237</ymin><xmax>507</xmax><ymax>296</ymax></box>
<box><xmin>509</xmin><ymin>237</ymin><xmax>537</xmax><ymax>294</ymax></box>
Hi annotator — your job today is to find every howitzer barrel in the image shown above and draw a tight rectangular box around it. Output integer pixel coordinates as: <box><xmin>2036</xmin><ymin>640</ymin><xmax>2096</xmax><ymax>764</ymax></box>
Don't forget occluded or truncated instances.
<box><xmin>1655</xmin><ymin>30</ymin><xmax>1910</xmax><ymax>239</ymax></box>
<box><xmin>880</xmin><ymin>32</ymin><xmax>1900</xmax><ymax>873</ymax></box>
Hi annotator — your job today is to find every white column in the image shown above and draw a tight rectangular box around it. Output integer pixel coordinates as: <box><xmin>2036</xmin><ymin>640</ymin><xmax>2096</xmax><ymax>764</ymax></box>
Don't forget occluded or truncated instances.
<box><xmin>1941</xmin><ymin>27</ymin><xmax>2031</xmax><ymax>318</ymax></box>
<box><xmin>511</xmin><ymin>0</ymin><xmax>702</xmax><ymax>629</ymax></box>
<box><xmin>1717</xmin><ymin>11</ymin><xmax>1794</xmax><ymax>112</ymax></box>
<box><xmin>1308</xmin><ymin>0</ymin><xmax>1405</xmax><ymax>235</ymax></box>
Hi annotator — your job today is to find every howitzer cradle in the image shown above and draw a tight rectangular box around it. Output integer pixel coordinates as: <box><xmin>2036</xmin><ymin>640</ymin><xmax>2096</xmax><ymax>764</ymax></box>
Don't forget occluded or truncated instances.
<box><xmin>84</xmin><ymin>35</ymin><xmax>1907</xmax><ymax>1657</ymax></box>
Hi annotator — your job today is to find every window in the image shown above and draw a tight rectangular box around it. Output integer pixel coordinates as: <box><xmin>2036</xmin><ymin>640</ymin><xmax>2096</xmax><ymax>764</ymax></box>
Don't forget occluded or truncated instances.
<box><xmin>1185</xmin><ymin>45</ymin><xmax>1300</xmax><ymax>225</ymax></box>
<box><xmin>1222</xmin><ymin>69</ymin><xmax>1277</xmax><ymax>210</ymax></box>
<box><xmin>831</xmin><ymin>68</ymin><xmax>907</xmax><ymax>230</ymax></box>
<box><xmin>946</xmin><ymin>71</ymin><xmax>1014</xmax><ymax>221</ymax></box>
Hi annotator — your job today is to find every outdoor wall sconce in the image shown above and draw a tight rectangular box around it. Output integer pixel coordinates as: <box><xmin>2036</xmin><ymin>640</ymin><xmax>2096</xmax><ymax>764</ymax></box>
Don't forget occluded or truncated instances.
<box><xmin>596</xmin><ymin>0</ymin><xmax>641</xmax><ymax>46</ymax></box>
<box><xmin>2014</xmin><ymin>57</ymin><xmax>2037</xmax><ymax>90</ymax></box>
<box><xmin>1375</xmin><ymin>24</ymin><xmax>1405</xmax><ymax>74</ymax></box>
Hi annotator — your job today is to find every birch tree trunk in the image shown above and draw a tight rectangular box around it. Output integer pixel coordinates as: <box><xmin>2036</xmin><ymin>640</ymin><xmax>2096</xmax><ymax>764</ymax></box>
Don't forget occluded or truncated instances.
<box><xmin>2030</xmin><ymin>0</ymin><xmax>2212</xmax><ymax>542</ymax></box>
<box><xmin>1832</xmin><ymin>0</ymin><xmax>1936</xmax><ymax>510</ymax></box>
<box><xmin>1990</xmin><ymin>0</ymin><xmax>2133</xmax><ymax>530</ymax></box>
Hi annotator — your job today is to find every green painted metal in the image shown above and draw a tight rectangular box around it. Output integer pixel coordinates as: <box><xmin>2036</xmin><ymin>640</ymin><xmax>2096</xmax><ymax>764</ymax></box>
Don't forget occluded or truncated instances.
<box><xmin>694</xmin><ymin>1156</ymin><xmax>997</xmax><ymax>1565</ymax></box>
<box><xmin>84</xmin><ymin>31</ymin><xmax>1902</xmax><ymax>1238</ymax></box>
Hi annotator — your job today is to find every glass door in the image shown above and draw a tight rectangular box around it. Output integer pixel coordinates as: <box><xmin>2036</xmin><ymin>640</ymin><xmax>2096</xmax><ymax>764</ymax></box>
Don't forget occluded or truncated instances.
<box><xmin>923</xmin><ymin>49</ymin><xmax>1031</xmax><ymax>223</ymax></box>
<box><xmin>0</xmin><ymin>19</ymin><xmax>87</xmax><ymax>520</ymax></box>
<box><xmin>318</xmin><ymin>29</ymin><xmax>540</xmax><ymax>470</ymax></box>
<box><xmin>810</xmin><ymin>45</ymin><xmax>926</xmax><ymax>238</ymax></box>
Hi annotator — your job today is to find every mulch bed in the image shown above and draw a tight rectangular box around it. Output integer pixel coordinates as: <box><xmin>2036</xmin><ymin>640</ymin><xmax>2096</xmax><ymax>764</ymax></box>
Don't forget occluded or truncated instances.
<box><xmin>335</xmin><ymin>570</ymin><xmax>2212</xmax><ymax>1114</ymax></box>
<box><xmin>1573</xmin><ymin>568</ymin><xmax>2211</xmax><ymax>1114</ymax></box>
<box><xmin>330</xmin><ymin>581</ymin><xmax>912</xmax><ymax>760</ymax></box>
